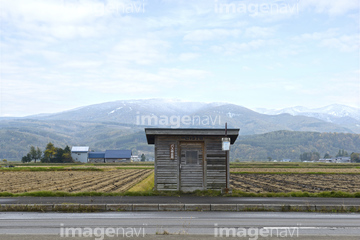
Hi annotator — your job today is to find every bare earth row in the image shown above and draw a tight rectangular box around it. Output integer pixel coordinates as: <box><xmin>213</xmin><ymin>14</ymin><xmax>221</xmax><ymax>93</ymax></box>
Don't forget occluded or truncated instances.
<box><xmin>230</xmin><ymin>174</ymin><xmax>360</xmax><ymax>193</ymax></box>
<box><xmin>231</xmin><ymin>168</ymin><xmax>360</xmax><ymax>173</ymax></box>
<box><xmin>0</xmin><ymin>169</ymin><xmax>153</xmax><ymax>193</ymax></box>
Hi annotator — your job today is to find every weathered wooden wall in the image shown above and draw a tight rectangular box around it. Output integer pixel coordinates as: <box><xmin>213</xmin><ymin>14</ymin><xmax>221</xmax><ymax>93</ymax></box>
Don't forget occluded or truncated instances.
<box><xmin>154</xmin><ymin>135</ymin><xmax>228</xmax><ymax>191</ymax></box>
<box><xmin>205</xmin><ymin>137</ymin><xmax>227</xmax><ymax>190</ymax></box>
<box><xmin>155</xmin><ymin>136</ymin><xmax>179</xmax><ymax>191</ymax></box>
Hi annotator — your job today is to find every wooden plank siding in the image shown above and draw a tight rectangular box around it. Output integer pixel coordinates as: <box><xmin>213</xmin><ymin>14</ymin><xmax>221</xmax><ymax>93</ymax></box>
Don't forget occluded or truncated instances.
<box><xmin>155</xmin><ymin>136</ymin><xmax>179</xmax><ymax>191</ymax></box>
<box><xmin>206</xmin><ymin>137</ymin><xmax>227</xmax><ymax>190</ymax></box>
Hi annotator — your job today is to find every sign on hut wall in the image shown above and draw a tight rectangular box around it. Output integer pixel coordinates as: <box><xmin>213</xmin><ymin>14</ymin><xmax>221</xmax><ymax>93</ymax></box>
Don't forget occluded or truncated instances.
<box><xmin>170</xmin><ymin>144</ymin><xmax>175</xmax><ymax>160</ymax></box>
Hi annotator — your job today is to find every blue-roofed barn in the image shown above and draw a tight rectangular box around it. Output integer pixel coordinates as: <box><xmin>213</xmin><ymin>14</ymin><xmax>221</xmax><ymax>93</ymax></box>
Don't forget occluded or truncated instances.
<box><xmin>104</xmin><ymin>150</ymin><xmax>132</xmax><ymax>163</ymax></box>
<box><xmin>88</xmin><ymin>152</ymin><xmax>105</xmax><ymax>163</ymax></box>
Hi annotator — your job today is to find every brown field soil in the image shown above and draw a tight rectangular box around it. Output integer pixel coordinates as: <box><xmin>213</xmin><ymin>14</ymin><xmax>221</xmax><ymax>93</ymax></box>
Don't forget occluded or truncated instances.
<box><xmin>231</xmin><ymin>168</ymin><xmax>360</xmax><ymax>173</ymax></box>
<box><xmin>0</xmin><ymin>169</ymin><xmax>153</xmax><ymax>193</ymax></box>
<box><xmin>230</xmin><ymin>174</ymin><xmax>360</xmax><ymax>193</ymax></box>
<box><xmin>13</xmin><ymin>165</ymin><xmax>153</xmax><ymax>170</ymax></box>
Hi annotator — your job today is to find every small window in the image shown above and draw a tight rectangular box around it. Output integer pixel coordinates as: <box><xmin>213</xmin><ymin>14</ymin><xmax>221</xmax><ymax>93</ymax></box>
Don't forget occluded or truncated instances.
<box><xmin>186</xmin><ymin>151</ymin><xmax>198</xmax><ymax>165</ymax></box>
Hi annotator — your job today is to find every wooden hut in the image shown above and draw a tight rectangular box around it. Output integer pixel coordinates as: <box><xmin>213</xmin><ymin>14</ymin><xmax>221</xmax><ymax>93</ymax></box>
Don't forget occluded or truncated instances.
<box><xmin>145</xmin><ymin>128</ymin><xmax>240</xmax><ymax>192</ymax></box>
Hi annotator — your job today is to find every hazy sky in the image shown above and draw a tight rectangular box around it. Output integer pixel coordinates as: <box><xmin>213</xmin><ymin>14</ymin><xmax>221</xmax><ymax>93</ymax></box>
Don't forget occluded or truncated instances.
<box><xmin>0</xmin><ymin>0</ymin><xmax>359</xmax><ymax>117</ymax></box>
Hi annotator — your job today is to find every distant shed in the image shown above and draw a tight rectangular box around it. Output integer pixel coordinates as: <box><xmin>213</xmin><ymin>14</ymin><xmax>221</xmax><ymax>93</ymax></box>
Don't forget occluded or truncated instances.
<box><xmin>145</xmin><ymin>128</ymin><xmax>239</xmax><ymax>192</ymax></box>
<box><xmin>71</xmin><ymin>146</ymin><xmax>89</xmax><ymax>163</ymax></box>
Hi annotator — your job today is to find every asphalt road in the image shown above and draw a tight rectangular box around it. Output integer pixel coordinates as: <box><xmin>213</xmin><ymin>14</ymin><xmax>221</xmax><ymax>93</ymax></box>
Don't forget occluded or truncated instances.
<box><xmin>1</xmin><ymin>196</ymin><xmax>360</xmax><ymax>205</ymax></box>
<box><xmin>0</xmin><ymin>212</ymin><xmax>359</xmax><ymax>239</ymax></box>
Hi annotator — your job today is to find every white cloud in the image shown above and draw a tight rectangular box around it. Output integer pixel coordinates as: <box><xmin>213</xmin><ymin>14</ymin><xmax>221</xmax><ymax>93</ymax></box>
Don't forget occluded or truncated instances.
<box><xmin>321</xmin><ymin>35</ymin><xmax>360</xmax><ymax>52</ymax></box>
<box><xmin>60</xmin><ymin>60</ymin><xmax>103</xmax><ymax>69</ymax></box>
<box><xmin>0</xmin><ymin>1</ymin><xmax>94</xmax><ymax>24</ymax></box>
<box><xmin>299</xmin><ymin>0</ymin><xmax>359</xmax><ymax>15</ymax></box>
<box><xmin>0</xmin><ymin>0</ymin><xmax>141</xmax><ymax>24</ymax></box>
<box><xmin>111</xmin><ymin>38</ymin><xmax>170</xmax><ymax>65</ymax></box>
<box><xmin>183</xmin><ymin>28</ymin><xmax>241</xmax><ymax>42</ymax></box>
<box><xmin>245</xmin><ymin>26</ymin><xmax>275</xmax><ymax>38</ymax></box>
<box><xmin>211</xmin><ymin>39</ymin><xmax>278</xmax><ymax>55</ymax></box>
<box><xmin>179</xmin><ymin>53</ymin><xmax>200</xmax><ymax>61</ymax></box>
<box><xmin>0</xmin><ymin>0</ymin><xmax>141</xmax><ymax>40</ymax></box>
<box><xmin>293</xmin><ymin>29</ymin><xmax>359</xmax><ymax>52</ymax></box>
<box><xmin>293</xmin><ymin>29</ymin><xmax>338</xmax><ymax>41</ymax></box>
<box><xmin>158</xmin><ymin>68</ymin><xmax>210</xmax><ymax>81</ymax></box>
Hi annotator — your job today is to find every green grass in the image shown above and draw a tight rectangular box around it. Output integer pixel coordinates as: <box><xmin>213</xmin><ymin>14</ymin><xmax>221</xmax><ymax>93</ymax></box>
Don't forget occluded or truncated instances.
<box><xmin>128</xmin><ymin>173</ymin><xmax>154</xmax><ymax>192</ymax></box>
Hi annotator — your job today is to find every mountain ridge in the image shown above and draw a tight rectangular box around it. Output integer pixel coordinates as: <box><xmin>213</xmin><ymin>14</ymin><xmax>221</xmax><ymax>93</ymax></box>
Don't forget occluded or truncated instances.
<box><xmin>0</xmin><ymin>99</ymin><xmax>359</xmax><ymax>161</ymax></box>
<box><xmin>1</xmin><ymin>99</ymin><xmax>358</xmax><ymax>134</ymax></box>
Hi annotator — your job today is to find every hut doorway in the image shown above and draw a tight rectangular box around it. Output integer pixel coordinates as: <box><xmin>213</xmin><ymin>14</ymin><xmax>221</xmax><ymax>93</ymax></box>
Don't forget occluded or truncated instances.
<box><xmin>179</xmin><ymin>142</ymin><xmax>205</xmax><ymax>192</ymax></box>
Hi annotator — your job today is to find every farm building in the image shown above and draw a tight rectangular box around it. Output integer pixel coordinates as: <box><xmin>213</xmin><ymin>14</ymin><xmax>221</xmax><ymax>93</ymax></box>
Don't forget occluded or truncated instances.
<box><xmin>335</xmin><ymin>157</ymin><xmax>351</xmax><ymax>163</ymax></box>
<box><xmin>88</xmin><ymin>152</ymin><xmax>106</xmax><ymax>163</ymax></box>
<box><xmin>104</xmin><ymin>150</ymin><xmax>132</xmax><ymax>163</ymax></box>
<box><xmin>145</xmin><ymin>128</ymin><xmax>240</xmax><ymax>192</ymax></box>
<box><xmin>71</xmin><ymin>146</ymin><xmax>90</xmax><ymax>163</ymax></box>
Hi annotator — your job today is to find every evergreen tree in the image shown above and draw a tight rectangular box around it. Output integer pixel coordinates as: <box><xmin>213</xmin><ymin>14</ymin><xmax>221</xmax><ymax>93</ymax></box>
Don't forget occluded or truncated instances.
<box><xmin>62</xmin><ymin>145</ymin><xmax>74</xmax><ymax>163</ymax></box>
<box><xmin>36</xmin><ymin>147</ymin><xmax>42</xmax><ymax>163</ymax></box>
<box><xmin>336</xmin><ymin>149</ymin><xmax>349</xmax><ymax>157</ymax></box>
<box><xmin>21</xmin><ymin>153</ymin><xmax>31</xmax><ymax>163</ymax></box>
<box><xmin>350</xmin><ymin>152</ymin><xmax>360</xmax><ymax>163</ymax></box>
<box><xmin>53</xmin><ymin>147</ymin><xmax>65</xmax><ymax>163</ymax></box>
<box><xmin>29</xmin><ymin>146</ymin><xmax>42</xmax><ymax>163</ymax></box>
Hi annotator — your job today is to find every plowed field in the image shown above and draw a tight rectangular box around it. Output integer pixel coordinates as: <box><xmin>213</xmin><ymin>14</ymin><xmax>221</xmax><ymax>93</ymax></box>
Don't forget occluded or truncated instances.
<box><xmin>230</xmin><ymin>174</ymin><xmax>360</xmax><ymax>193</ymax></box>
<box><xmin>0</xmin><ymin>169</ymin><xmax>153</xmax><ymax>193</ymax></box>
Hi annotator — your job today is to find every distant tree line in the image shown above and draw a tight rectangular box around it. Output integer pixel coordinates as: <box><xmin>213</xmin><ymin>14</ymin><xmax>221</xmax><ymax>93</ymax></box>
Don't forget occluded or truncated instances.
<box><xmin>336</xmin><ymin>149</ymin><xmax>349</xmax><ymax>157</ymax></box>
<box><xmin>22</xmin><ymin>143</ymin><xmax>74</xmax><ymax>163</ymax></box>
<box><xmin>299</xmin><ymin>152</ymin><xmax>320</xmax><ymax>162</ymax></box>
<box><xmin>231</xmin><ymin>131</ymin><xmax>360</xmax><ymax>162</ymax></box>
<box><xmin>299</xmin><ymin>149</ymin><xmax>360</xmax><ymax>163</ymax></box>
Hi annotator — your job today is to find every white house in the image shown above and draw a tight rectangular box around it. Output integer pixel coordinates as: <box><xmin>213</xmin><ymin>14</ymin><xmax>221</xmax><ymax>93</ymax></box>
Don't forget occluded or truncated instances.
<box><xmin>71</xmin><ymin>146</ymin><xmax>90</xmax><ymax>163</ymax></box>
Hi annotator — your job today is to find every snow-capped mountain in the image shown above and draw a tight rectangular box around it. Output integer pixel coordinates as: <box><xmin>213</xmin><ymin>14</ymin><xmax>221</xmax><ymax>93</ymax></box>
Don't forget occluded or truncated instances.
<box><xmin>254</xmin><ymin>104</ymin><xmax>360</xmax><ymax>129</ymax></box>
<box><xmin>19</xmin><ymin>99</ymin><xmax>356</xmax><ymax>134</ymax></box>
<box><xmin>315</xmin><ymin>104</ymin><xmax>360</xmax><ymax>120</ymax></box>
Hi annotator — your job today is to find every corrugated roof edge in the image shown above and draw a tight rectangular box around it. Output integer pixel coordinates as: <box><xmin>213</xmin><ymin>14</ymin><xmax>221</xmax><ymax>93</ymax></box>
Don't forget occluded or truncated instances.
<box><xmin>145</xmin><ymin>128</ymin><xmax>240</xmax><ymax>144</ymax></box>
